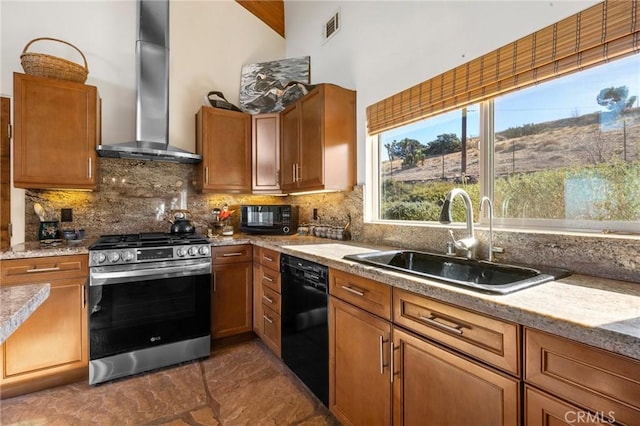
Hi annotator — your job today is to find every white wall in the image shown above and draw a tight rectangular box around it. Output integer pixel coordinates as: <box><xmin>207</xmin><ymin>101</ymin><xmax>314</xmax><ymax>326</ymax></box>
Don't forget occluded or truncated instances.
<box><xmin>1</xmin><ymin>0</ymin><xmax>285</xmax><ymax>244</ymax></box>
<box><xmin>284</xmin><ymin>0</ymin><xmax>600</xmax><ymax>183</ymax></box>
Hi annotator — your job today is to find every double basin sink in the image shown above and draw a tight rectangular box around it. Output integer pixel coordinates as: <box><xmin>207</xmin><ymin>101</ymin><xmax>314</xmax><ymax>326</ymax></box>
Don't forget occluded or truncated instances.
<box><xmin>343</xmin><ymin>250</ymin><xmax>570</xmax><ymax>294</ymax></box>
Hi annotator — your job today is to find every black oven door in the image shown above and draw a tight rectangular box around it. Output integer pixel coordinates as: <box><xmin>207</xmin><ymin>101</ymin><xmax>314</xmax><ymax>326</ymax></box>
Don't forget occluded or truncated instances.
<box><xmin>89</xmin><ymin>259</ymin><xmax>211</xmax><ymax>360</ymax></box>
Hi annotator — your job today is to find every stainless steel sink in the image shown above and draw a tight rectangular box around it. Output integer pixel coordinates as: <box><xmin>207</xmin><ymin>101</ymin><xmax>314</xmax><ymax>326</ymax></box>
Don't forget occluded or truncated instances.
<box><xmin>343</xmin><ymin>250</ymin><xmax>570</xmax><ymax>294</ymax></box>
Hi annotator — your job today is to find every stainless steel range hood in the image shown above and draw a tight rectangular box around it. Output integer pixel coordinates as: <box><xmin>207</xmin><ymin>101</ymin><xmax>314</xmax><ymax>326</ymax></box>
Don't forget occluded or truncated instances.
<box><xmin>96</xmin><ymin>0</ymin><xmax>201</xmax><ymax>164</ymax></box>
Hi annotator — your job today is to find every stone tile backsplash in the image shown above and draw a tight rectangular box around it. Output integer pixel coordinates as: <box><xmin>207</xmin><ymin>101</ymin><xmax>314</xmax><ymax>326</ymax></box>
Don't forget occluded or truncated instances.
<box><xmin>25</xmin><ymin>158</ymin><xmax>639</xmax><ymax>283</ymax></box>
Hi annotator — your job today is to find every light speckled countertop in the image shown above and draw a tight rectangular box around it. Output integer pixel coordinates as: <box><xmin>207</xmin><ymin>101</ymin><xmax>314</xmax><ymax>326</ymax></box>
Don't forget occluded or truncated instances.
<box><xmin>0</xmin><ymin>240</ymin><xmax>90</xmax><ymax>260</ymax></box>
<box><xmin>0</xmin><ymin>283</ymin><xmax>50</xmax><ymax>344</ymax></box>
<box><xmin>3</xmin><ymin>235</ymin><xmax>639</xmax><ymax>360</ymax></box>
<box><xmin>250</xmin><ymin>238</ymin><xmax>640</xmax><ymax>361</ymax></box>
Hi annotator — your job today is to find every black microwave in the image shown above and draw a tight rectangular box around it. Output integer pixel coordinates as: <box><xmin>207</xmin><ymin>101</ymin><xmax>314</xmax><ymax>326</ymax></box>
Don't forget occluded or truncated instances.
<box><xmin>240</xmin><ymin>205</ymin><xmax>297</xmax><ymax>235</ymax></box>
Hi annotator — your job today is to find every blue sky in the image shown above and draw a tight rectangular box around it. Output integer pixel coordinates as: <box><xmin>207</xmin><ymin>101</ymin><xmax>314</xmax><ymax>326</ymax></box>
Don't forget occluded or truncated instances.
<box><xmin>380</xmin><ymin>54</ymin><xmax>640</xmax><ymax>158</ymax></box>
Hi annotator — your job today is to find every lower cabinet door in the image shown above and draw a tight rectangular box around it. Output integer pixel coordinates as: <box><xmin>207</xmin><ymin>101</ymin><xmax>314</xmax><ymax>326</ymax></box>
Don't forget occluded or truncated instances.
<box><xmin>329</xmin><ymin>297</ymin><xmax>392</xmax><ymax>426</ymax></box>
<box><xmin>393</xmin><ymin>327</ymin><xmax>520</xmax><ymax>426</ymax></box>
<box><xmin>211</xmin><ymin>262</ymin><xmax>253</xmax><ymax>339</ymax></box>
<box><xmin>1</xmin><ymin>278</ymin><xmax>88</xmax><ymax>397</ymax></box>
<box><xmin>261</xmin><ymin>304</ymin><xmax>281</xmax><ymax>357</ymax></box>
<box><xmin>525</xmin><ymin>385</ymin><xmax>614</xmax><ymax>426</ymax></box>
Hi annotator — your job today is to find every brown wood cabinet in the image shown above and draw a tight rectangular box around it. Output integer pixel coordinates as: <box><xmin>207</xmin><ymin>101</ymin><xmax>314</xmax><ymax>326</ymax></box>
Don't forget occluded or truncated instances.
<box><xmin>329</xmin><ymin>268</ymin><xmax>393</xmax><ymax>425</ymax></box>
<box><xmin>525</xmin><ymin>327</ymin><xmax>640</xmax><ymax>425</ymax></box>
<box><xmin>329</xmin><ymin>296</ymin><xmax>392</xmax><ymax>426</ymax></box>
<box><xmin>0</xmin><ymin>255</ymin><xmax>89</xmax><ymax>398</ymax></box>
<box><xmin>393</xmin><ymin>287</ymin><xmax>520</xmax><ymax>376</ymax></box>
<box><xmin>252</xmin><ymin>113</ymin><xmax>281</xmax><ymax>193</ymax></box>
<box><xmin>393</xmin><ymin>327</ymin><xmax>520</xmax><ymax>426</ymax></box>
<box><xmin>211</xmin><ymin>245</ymin><xmax>253</xmax><ymax>339</ymax></box>
<box><xmin>329</xmin><ymin>268</ymin><xmax>523</xmax><ymax>426</ymax></box>
<box><xmin>195</xmin><ymin>106</ymin><xmax>251</xmax><ymax>193</ymax></box>
<box><xmin>252</xmin><ymin>246</ymin><xmax>281</xmax><ymax>356</ymax></box>
<box><xmin>280</xmin><ymin>84</ymin><xmax>356</xmax><ymax>193</ymax></box>
<box><xmin>524</xmin><ymin>385</ymin><xmax>614</xmax><ymax>426</ymax></box>
<box><xmin>13</xmin><ymin>73</ymin><xmax>100</xmax><ymax>190</ymax></box>
<box><xmin>1</xmin><ymin>96</ymin><xmax>10</xmax><ymax>250</ymax></box>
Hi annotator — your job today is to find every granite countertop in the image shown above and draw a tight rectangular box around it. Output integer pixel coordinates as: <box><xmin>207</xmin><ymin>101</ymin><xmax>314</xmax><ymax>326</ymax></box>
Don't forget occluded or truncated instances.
<box><xmin>3</xmin><ymin>234</ymin><xmax>639</xmax><ymax>361</ymax></box>
<box><xmin>0</xmin><ymin>283</ymin><xmax>50</xmax><ymax>344</ymax></box>
<box><xmin>0</xmin><ymin>240</ymin><xmax>91</xmax><ymax>260</ymax></box>
<box><xmin>247</xmin><ymin>238</ymin><xmax>640</xmax><ymax>361</ymax></box>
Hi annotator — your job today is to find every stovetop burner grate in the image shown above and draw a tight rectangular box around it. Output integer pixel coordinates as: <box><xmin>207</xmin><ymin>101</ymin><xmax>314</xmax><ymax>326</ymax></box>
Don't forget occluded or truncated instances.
<box><xmin>89</xmin><ymin>232</ymin><xmax>210</xmax><ymax>250</ymax></box>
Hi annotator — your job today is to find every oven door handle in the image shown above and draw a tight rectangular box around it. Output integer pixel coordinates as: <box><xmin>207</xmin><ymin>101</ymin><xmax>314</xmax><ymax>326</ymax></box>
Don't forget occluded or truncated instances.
<box><xmin>90</xmin><ymin>263</ymin><xmax>211</xmax><ymax>286</ymax></box>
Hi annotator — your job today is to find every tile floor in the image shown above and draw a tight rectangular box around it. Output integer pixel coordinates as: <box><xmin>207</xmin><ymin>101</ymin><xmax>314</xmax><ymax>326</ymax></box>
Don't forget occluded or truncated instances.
<box><xmin>0</xmin><ymin>339</ymin><xmax>338</xmax><ymax>425</ymax></box>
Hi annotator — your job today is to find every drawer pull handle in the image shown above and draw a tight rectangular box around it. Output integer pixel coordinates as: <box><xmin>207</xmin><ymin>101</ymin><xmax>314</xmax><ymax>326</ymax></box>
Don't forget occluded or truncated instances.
<box><xmin>419</xmin><ymin>315</ymin><xmax>464</xmax><ymax>335</ymax></box>
<box><xmin>26</xmin><ymin>266</ymin><xmax>61</xmax><ymax>273</ymax></box>
<box><xmin>263</xmin><ymin>315</ymin><xmax>273</xmax><ymax>324</ymax></box>
<box><xmin>222</xmin><ymin>252</ymin><xmax>243</xmax><ymax>257</ymax></box>
<box><xmin>263</xmin><ymin>295</ymin><xmax>274</xmax><ymax>304</ymax></box>
<box><xmin>263</xmin><ymin>256</ymin><xmax>274</xmax><ymax>262</ymax></box>
<box><xmin>341</xmin><ymin>285</ymin><xmax>365</xmax><ymax>297</ymax></box>
<box><xmin>263</xmin><ymin>275</ymin><xmax>274</xmax><ymax>282</ymax></box>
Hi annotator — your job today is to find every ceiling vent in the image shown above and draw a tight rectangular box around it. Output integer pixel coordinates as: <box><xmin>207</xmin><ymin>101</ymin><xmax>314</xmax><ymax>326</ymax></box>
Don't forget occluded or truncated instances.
<box><xmin>322</xmin><ymin>9</ymin><xmax>341</xmax><ymax>44</ymax></box>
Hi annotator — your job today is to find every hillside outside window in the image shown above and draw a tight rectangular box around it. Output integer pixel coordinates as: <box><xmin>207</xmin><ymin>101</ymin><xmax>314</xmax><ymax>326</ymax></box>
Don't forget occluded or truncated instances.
<box><xmin>372</xmin><ymin>53</ymin><xmax>640</xmax><ymax>233</ymax></box>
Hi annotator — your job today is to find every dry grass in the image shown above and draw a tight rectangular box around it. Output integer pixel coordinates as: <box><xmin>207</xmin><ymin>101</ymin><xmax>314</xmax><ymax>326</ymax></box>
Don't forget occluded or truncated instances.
<box><xmin>382</xmin><ymin>110</ymin><xmax>640</xmax><ymax>182</ymax></box>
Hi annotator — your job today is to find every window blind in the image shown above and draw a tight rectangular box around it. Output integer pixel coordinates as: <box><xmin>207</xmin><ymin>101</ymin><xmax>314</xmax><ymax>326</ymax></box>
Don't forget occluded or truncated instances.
<box><xmin>367</xmin><ymin>0</ymin><xmax>639</xmax><ymax>135</ymax></box>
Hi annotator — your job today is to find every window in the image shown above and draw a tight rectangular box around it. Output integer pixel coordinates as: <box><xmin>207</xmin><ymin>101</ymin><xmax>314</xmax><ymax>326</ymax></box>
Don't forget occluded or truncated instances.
<box><xmin>493</xmin><ymin>54</ymin><xmax>640</xmax><ymax>231</ymax></box>
<box><xmin>371</xmin><ymin>53</ymin><xmax>640</xmax><ymax>232</ymax></box>
<box><xmin>376</xmin><ymin>105</ymin><xmax>480</xmax><ymax>222</ymax></box>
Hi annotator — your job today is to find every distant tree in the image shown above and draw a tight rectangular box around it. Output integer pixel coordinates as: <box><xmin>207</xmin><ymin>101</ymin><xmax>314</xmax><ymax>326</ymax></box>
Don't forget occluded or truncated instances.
<box><xmin>384</xmin><ymin>141</ymin><xmax>397</xmax><ymax>162</ymax></box>
<box><xmin>424</xmin><ymin>133</ymin><xmax>461</xmax><ymax>156</ymax></box>
<box><xmin>596</xmin><ymin>86</ymin><xmax>637</xmax><ymax>114</ymax></box>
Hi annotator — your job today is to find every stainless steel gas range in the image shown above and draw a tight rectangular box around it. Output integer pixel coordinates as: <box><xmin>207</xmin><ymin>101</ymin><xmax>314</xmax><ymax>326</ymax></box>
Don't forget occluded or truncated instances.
<box><xmin>88</xmin><ymin>233</ymin><xmax>212</xmax><ymax>385</ymax></box>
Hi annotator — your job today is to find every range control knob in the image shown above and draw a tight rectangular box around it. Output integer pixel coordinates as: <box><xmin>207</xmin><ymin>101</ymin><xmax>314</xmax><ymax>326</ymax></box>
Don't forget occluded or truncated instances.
<box><xmin>92</xmin><ymin>252</ymin><xmax>106</xmax><ymax>264</ymax></box>
<box><xmin>107</xmin><ymin>251</ymin><xmax>121</xmax><ymax>263</ymax></box>
<box><xmin>188</xmin><ymin>247</ymin><xmax>198</xmax><ymax>256</ymax></box>
<box><xmin>176</xmin><ymin>247</ymin><xmax>187</xmax><ymax>257</ymax></box>
<box><xmin>122</xmin><ymin>250</ymin><xmax>135</xmax><ymax>262</ymax></box>
<box><xmin>198</xmin><ymin>245</ymin><xmax>210</xmax><ymax>256</ymax></box>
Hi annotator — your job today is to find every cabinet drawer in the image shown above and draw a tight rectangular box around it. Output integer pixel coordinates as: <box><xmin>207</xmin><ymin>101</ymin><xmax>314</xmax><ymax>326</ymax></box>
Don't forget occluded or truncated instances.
<box><xmin>525</xmin><ymin>328</ymin><xmax>640</xmax><ymax>425</ymax></box>
<box><xmin>1</xmin><ymin>255</ymin><xmax>88</xmax><ymax>285</ymax></box>
<box><xmin>329</xmin><ymin>268</ymin><xmax>392</xmax><ymax>320</ymax></box>
<box><xmin>257</xmin><ymin>264</ymin><xmax>281</xmax><ymax>293</ymax></box>
<box><xmin>211</xmin><ymin>245</ymin><xmax>252</xmax><ymax>265</ymax></box>
<box><xmin>261</xmin><ymin>284</ymin><xmax>281</xmax><ymax>314</ymax></box>
<box><xmin>524</xmin><ymin>385</ymin><xmax>614</xmax><ymax>426</ymax></box>
<box><xmin>393</xmin><ymin>288</ymin><xmax>520</xmax><ymax>376</ymax></box>
<box><xmin>259</xmin><ymin>247</ymin><xmax>280</xmax><ymax>269</ymax></box>
<box><xmin>261</xmin><ymin>304</ymin><xmax>281</xmax><ymax>357</ymax></box>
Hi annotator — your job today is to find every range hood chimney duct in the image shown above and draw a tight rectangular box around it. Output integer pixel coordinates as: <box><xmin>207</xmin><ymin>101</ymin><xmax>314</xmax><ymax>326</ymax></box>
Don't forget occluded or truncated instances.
<box><xmin>96</xmin><ymin>0</ymin><xmax>202</xmax><ymax>164</ymax></box>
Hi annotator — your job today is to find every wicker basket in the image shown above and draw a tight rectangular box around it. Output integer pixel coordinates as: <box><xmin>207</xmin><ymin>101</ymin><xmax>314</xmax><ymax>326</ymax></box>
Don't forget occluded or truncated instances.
<box><xmin>20</xmin><ymin>37</ymin><xmax>89</xmax><ymax>83</ymax></box>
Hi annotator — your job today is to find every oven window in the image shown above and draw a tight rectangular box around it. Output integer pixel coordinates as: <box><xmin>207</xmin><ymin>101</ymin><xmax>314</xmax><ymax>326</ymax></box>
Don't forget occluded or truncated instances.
<box><xmin>89</xmin><ymin>273</ymin><xmax>211</xmax><ymax>359</ymax></box>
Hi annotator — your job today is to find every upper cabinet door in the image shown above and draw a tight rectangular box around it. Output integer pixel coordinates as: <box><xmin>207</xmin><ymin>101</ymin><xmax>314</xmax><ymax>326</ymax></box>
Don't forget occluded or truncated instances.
<box><xmin>280</xmin><ymin>103</ymin><xmax>300</xmax><ymax>191</ymax></box>
<box><xmin>252</xmin><ymin>113</ymin><xmax>281</xmax><ymax>193</ymax></box>
<box><xmin>279</xmin><ymin>83</ymin><xmax>356</xmax><ymax>193</ymax></box>
<box><xmin>13</xmin><ymin>73</ymin><xmax>99</xmax><ymax>190</ymax></box>
<box><xmin>298</xmin><ymin>88</ymin><xmax>324</xmax><ymax>190</ymax></box>
<box><xmin>195</xmin><ymin>106</ymin><xmax>251</xmax><ymax>193</ymax></box>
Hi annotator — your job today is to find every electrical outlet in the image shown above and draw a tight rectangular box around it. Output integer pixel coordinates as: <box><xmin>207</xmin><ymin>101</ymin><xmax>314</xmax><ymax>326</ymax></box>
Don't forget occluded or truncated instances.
<box><xmin>61</xmin><ymin>208</ymin><xmax>73</xmax><ymax>222</ymax></box>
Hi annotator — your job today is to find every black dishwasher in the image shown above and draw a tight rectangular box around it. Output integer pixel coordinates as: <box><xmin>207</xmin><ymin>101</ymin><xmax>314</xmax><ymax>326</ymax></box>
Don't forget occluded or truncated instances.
<box><xmin>280</xmin><ymin>254</ymin><xmax>329</xmax><ymax>406</ymax></box>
